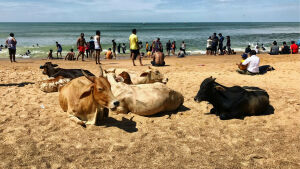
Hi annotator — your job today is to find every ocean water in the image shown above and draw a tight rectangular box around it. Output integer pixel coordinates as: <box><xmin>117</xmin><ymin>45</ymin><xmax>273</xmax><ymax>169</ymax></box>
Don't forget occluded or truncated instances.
<box><xmin>0</xmin><ymin>22</ymin><xmax>299</xmax><ymax>58</ymax></box>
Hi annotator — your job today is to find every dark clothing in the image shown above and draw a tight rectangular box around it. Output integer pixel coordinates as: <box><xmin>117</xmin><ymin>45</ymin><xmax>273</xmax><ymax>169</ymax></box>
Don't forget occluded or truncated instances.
<box><xmin>89</xmin><ymin>41</ymin><xmax>95</xmax><ymax>50</ymax></box>
<box><xmin>166</xmin><ymin>42</ymin><xmax>171</xmax><ymax>50</ymax></box>
<box><xmin>130</xmin><ymin>49</ymin><xmax>140</xmax><ymax>60</ymax></box>
<box><xmin>281</xmin><ymin>46</ymin><xmax>290</xmax><ymax>54</ymax></box>
<box><xmin>57</xmin><ymin>44</ymin><xmax>62</xmax><ymax>52</ymax></box>
<box><xmin>117</xmin><ymin>45</ymin><xmax>121</xmax><ymax>54</ymax></box>
<box><xmin>154</xmin><ymin>41</ymin><xmax>162</xmax><ymax>52</ymax></box>
<box><xmin>9</xmin><ymin>48</ymin><xmax>16</xmax><ymax>55</ymax></box>
<box><xmin>245</xmin><ymin>47</ymin><xmax>251</xmax><ymax>53</ymax></box>
<box><xmin>112</xmin><ymin>42</ymin><xmax>117</xmax><ymax>52</ymax></box>
<box><xmin>151</xmin><ymin>60</ymin><xmax>165</xmax><ymax>67</ymax></box>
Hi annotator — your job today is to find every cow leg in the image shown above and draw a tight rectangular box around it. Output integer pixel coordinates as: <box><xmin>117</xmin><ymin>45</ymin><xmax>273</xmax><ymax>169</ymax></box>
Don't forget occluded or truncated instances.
<box><xmin>69</xmin><ymin>115</ymin><xmax>86</xmax><ymax>127</ymax></box>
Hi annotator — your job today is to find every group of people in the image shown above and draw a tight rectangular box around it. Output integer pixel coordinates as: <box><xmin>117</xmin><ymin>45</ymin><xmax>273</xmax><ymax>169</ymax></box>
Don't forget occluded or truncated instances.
<box><xmin>206</xmin><ymin>33</ymin><xmax>233</xmax><ymax>55</ymax></box>
<box><xmin>268</xmin><ymin>41</ymin><xmax>299</xmax><ymax>55</ymax></box>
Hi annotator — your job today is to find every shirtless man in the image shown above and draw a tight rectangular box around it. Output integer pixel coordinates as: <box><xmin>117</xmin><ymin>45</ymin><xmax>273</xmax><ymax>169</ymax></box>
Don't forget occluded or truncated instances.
<box><xmin>65</xmin><ymin>49</ymin><xmax>75</xmax><ymax>60</ymax></box>
<box><xmin>151</xmin><ymin>51</ymin><xmax>165</xmax><ymax>66</ymax></box>
<box><xmin>94</xmin><ymin>30</ymin><xmax>102</xmax><ymax>64</ymax></box>
<box><xmin>76</xmin><ymin>33</ymin><xmax>87</xmax><ymax>61</ymax></box>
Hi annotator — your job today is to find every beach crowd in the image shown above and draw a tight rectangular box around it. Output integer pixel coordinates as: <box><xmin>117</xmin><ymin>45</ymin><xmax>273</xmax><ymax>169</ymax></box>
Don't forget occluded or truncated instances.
<box><xmin>2</xmin><ymin>30</ymin><xmax>300</xmax><ymax>66</ymax></box>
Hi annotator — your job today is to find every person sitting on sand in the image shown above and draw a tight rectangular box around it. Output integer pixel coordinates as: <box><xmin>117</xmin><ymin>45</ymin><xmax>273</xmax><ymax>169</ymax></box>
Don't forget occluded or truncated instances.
<box><xmin>269</xmin><ymin>41</ymin><xmax>279</xmax><ymax>55</ymax></box>
<box><xmin>151</xmin><ymin>51</ymin><xmax>165</xmax><ymax>66</ymax></box>
<box><xmin>178</xmin><ymin>48</ymin><xmax>185</xmax><ymax>58</ymax></box>
<box><xmin>290</xmin><ymin>41</ymin><xmax>299</xmax><ymax>54</ymax></box>
<box><xmin>76</xmin><ymin>33</ymin><xmax>87</xmax><ymax>61</ymax></box>
<box><xmin>236</xmin><ymin>53</ymin><xmax>248</xmax><ymax>71</ymax></box>
<box><xmin>245</xmin><ymin>45</ymin><xmax>251</xmax><ymax>54</ymax></box>
<box><xmin>47</xmin><ymin>49</ymin><xmax>53</xmax><ymax>60</ymax></box>
<box><xmin>65</xmin><ymin>49</ymin><xmax>75</xmax><ymax>60</ymax></box>
<box><xmin>237</xmin><ymin>50</ymin><xmax>260</xmax><ymax>75</ymax></box>
<box><xmin>105</xmin><ymin>48</ymin><xmax>113</xmax><ymax>59</ymax></box>
<box><xmin>280</xmin><ymin>42</ymin><xmax>290</xmax><ymax>54</ymax></box>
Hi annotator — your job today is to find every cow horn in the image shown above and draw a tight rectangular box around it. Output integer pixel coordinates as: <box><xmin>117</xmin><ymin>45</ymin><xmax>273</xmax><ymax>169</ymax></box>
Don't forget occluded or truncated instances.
<box><xmin>99</xmin><ymin>66</ymin><xmax>103</xmax><ymax>77</ymax></box>
<box><xmin>148</xmin><ymin>66</ymin><xmax>152</xmax><ymax>69</ymax></box>
<box><xmin>81</xmin><ymin>69</ymin><xmax>94</xmax><ymax>82</ymax></box>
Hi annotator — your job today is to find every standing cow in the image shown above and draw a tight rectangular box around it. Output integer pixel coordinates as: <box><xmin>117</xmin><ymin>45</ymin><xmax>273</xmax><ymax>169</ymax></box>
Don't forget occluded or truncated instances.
<box><xmin>194</xmin><ymin>77</ymin><xmax>271</xmax><ymax>120</ymax></box>
<box><xmin>59</xmin><ymin>66</ymin><xmax>120</xmax><ymax>126</ymax></box>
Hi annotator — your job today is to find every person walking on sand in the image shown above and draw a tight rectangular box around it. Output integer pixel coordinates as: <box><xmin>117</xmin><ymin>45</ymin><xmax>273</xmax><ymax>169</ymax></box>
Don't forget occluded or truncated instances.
<box><xmin>6</xmin><ymin>33</ymin><xmax>17</xmax><ymax>62</ymax></box>
<box><xmin>129</xmin><ymin>29</ymin><xmax>143</xmax><ymax>66</ymax></box>
<box><xmin>76</xmin><ymin>33</ymin><xmax>87</xmax><ymax>61</ymax></box>
<box><xmin>56</xmin><ymin>41</ymin><xmax>62</xmax><ymax>58</ymax></box>
<box><xmin>94</xmin><ymin>30</ymin><xmax>102</xmax><ymax>64</ymax></box>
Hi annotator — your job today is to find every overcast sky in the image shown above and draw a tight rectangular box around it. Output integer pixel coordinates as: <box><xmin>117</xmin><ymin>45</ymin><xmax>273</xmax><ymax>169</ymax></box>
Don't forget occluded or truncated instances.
<box><xmin>1</xmin><ymin>0</ymin><xmax>299</xmax><ymax>22</ymax></box>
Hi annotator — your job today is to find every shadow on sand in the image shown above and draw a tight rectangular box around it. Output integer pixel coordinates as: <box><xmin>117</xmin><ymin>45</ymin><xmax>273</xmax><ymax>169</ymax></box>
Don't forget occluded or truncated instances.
<box><xmin>204</xmin><ymin>105</ymin><xmax>275</xmax><ymax>120</ymax></box>
<box><xmin>0</xmin><ymin>82</ymin><xmax>34</xmax><ymax>87</ymax></box>
<box><xmin>99</xmin><ymin>117</ymin><xmax>138</xmax><ymax>133</ymax></box>
<box><xmin>149</xmin><ymin>105</ymin><xmax>191</xmax><ymax>117</ymax></box>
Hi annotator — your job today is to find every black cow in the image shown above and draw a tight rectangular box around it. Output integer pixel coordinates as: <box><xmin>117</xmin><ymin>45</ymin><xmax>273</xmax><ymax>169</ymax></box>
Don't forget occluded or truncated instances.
<box><xmin>194</xmin><ymin>77</ymin><xmax>272</xmax><ymax>120</ymax></box>
<box><xmin>40</xmin><ymin>62</ymin><xmax>94</xmax><ymax>79</ymax></box>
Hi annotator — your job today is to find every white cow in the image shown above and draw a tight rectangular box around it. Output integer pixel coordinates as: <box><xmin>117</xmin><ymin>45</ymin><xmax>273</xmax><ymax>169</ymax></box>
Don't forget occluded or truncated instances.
<box><xmin>106</xmin><ymin>73</ymin><xmax>184</xmax><ymax>116</ymax></box>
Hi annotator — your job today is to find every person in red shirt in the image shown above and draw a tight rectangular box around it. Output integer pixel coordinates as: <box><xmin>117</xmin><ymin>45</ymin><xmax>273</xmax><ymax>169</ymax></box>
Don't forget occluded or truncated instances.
<box><xmin>290</xmin><ymin>41</ymin><xmax>299</xmax><ymax>54</ymax></box>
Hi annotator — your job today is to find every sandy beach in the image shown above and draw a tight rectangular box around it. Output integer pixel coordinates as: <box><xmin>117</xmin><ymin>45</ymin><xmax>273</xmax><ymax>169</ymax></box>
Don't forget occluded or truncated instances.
<box><xmin>0</xmin><ymin>53</ymin><xmax>300</xmax><ymax>168</ymax></box>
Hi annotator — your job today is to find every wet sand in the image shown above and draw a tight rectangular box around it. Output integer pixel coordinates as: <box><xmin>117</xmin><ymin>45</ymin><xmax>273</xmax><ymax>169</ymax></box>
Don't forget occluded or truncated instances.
<box><xmin>0</xmin><ymin>53</ymin><xmax>300</xmax><ymax>168</ymax></box>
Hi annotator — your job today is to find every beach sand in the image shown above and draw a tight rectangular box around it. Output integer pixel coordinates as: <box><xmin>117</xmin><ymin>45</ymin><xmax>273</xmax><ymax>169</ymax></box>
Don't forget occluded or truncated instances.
<box><xmin>0</xmin><ymin>54</ymin><xmax>299</xmax><ymax>168</ymax></box>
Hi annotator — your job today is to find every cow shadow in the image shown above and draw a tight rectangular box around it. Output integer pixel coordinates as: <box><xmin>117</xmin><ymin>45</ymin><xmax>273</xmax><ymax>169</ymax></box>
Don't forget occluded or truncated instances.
<box><xmin>205</xmin><ymin>105</ymin><xmax>275</xmax><ymax>120</ymax></box>
<box><xmin>99</xmin><ymin>117</ymin><xmax>138</xmax><ymax>133</ymax></box>
<box><xmin>150</xmin><ymin>105</ymin><xmax>191</xmax><ymax>117</ymax></box>
<box><xmin>0</xmin><ymin>82</ymin><xmax>34</xmax><ymax>87</ymax></box>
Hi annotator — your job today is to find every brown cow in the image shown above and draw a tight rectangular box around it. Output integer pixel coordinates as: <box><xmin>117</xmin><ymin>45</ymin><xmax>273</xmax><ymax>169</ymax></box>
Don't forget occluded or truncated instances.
<box><xmin>59</xmin><ymin>66</ymin><xmax>120</xmax><ymax>126</ymax></box>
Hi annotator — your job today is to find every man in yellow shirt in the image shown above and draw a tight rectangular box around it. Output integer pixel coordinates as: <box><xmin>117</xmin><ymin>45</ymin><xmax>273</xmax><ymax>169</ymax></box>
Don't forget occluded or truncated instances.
<box><xmin>129</xmin><ymin>29</ymin><xmax>143</xmax><ymax>66</ymax></box>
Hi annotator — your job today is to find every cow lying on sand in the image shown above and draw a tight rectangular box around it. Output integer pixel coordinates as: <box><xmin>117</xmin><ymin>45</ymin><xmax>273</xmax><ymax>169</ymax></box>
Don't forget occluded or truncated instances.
<box><xmin>106</xmin><ymin>72</ymin><xmax>184</xmax><ymax>116</ymax></box>
<box><xmin>59</xmin><ymin>66</ymin><xmax>120</xmax><ymax>126</ymax></box>
<box><xmin>104</xmin><ymin>66</ymin><xmax>168</xmax><ymax>85</ymax></box>
<box><xmin>38</xmin><ymin>62</ymin><xmax>95</xmax><ymax>93</ymax></box>
<box><xmin>194</xmin><ymin>77</ymin><xmax>271</xmax><ymax>120</ymax></box>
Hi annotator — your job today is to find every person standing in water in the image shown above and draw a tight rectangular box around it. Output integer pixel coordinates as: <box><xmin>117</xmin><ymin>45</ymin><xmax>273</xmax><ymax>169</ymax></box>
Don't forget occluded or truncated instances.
<box><xmin>166</xmin><ymin>40</ymin><xmax>171</xmax><ymax>56</ymax></box>
<box><xmin>56</xmin><ymin>41</ymin><xmax>62</xmax><ymax>58</ymax></box>
<box><xmin>129</xmin><ymin>29</ymin><xmax>143</xmax><ymax>66</ymax></box>
<box><xmin>76</xmin><ymin>33</ymin><xmax>87</xmax><ymax>61</ymax></box>
<box><xmin>112</xmin><ymin>40</ymin><xmax>117</xmax><ymax>59</ymax></box>
<box><xmin>6</xmin><ymin>33</ymin><xmax>17</xmax><ymax>62</ymax></box>
<box><xmin>94</xmin><ymin>30</ymin><xmax>102</xmax><ymax>64</ymax></box>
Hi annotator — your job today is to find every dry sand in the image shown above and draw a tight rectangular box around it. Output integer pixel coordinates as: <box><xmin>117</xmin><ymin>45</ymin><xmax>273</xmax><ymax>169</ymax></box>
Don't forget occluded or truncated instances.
<box><xmin>0</xmin><ymin>54</ymin><xmax>300</xmax><ymax>168</ymax></box>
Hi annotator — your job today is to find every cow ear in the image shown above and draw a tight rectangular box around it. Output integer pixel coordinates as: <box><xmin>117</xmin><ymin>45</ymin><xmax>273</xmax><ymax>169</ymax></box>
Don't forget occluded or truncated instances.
<box><xmin>80</xmin><ymin>84</ymin><xmax>94</xmax><ymax>99</ymax></box>
<box><xmin>140</xmin><ymin>72</ymin><xmax>149</xmax><ymax>77</ymax></box>
<box><xmin>99</xmin><ymin>66</ymin><xmax>104</xmax><ymax>77</ymax></box>
<box><xmin>215</xmin><ymin>85</ymin><xmax>225</xmax><ymax>91</ymax></box>
<box><xmin>52</xmin><ymin>64</ymin><xmax>58</xmax><ymax>67</ymax></box>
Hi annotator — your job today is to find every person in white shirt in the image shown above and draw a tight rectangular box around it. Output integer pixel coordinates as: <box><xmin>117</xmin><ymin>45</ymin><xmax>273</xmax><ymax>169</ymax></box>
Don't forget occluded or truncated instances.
<box><xmin>206</xmin><ymin>36</ymin><xmax>212</xmax><ymax>55</ymax></box>
<box><xmin>237</xmin><ymin>50</ymin><xmax>260</xmax><ymax>75</ymax></box>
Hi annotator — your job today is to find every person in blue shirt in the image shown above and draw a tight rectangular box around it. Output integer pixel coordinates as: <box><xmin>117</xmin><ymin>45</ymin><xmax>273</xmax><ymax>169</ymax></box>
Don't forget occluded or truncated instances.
<box><xmin>218</xmin><ymin>33</ymin><xmax>224</xmax><ymax>55</ymax></box>
<box><xmin>56</xmin><ymin>41</ymin><xmax>63</xmax><ymax>58</ymax></box>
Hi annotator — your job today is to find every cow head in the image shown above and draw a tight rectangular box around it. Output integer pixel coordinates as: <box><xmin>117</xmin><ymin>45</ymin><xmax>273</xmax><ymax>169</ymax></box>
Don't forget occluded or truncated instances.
<box><xmin>194</xmin><ymin>77</ymin><xmax>225</xmax><ymax>102</ymax></box>
<box><xmin>140</xmin><ymin>66</ymin><xmax>168</xmax><ymax>84</ymax></box>
<box><xmin>81</xmin><ymin>66</ymin><xmax>120</xmax><ymax>111</ymax></box>
<box><xmin>117</xmin><ymin>71</ymin><xmax>133</xmax><ymax>84</ymax></box>
<box><xmin>40</xmin><ymin>62</ymin><xmax>58</xmax><ymax>76</ymax></box>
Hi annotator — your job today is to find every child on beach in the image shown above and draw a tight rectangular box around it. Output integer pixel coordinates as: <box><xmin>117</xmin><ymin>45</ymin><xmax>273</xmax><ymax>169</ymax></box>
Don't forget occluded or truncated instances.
<box><xmin>236</xmin><ymin>53</ymin><xmax>248</xmax><ymax>71</ymax></box>
<box><xmin>105</xmin><ymin>48</ymin><xmax>113</xmax><ymax>59</ymax></box>
<box><xmin>48</xmin><ymin>49</ymin><xmax>53</xmax><ymax>60</ymax></box>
